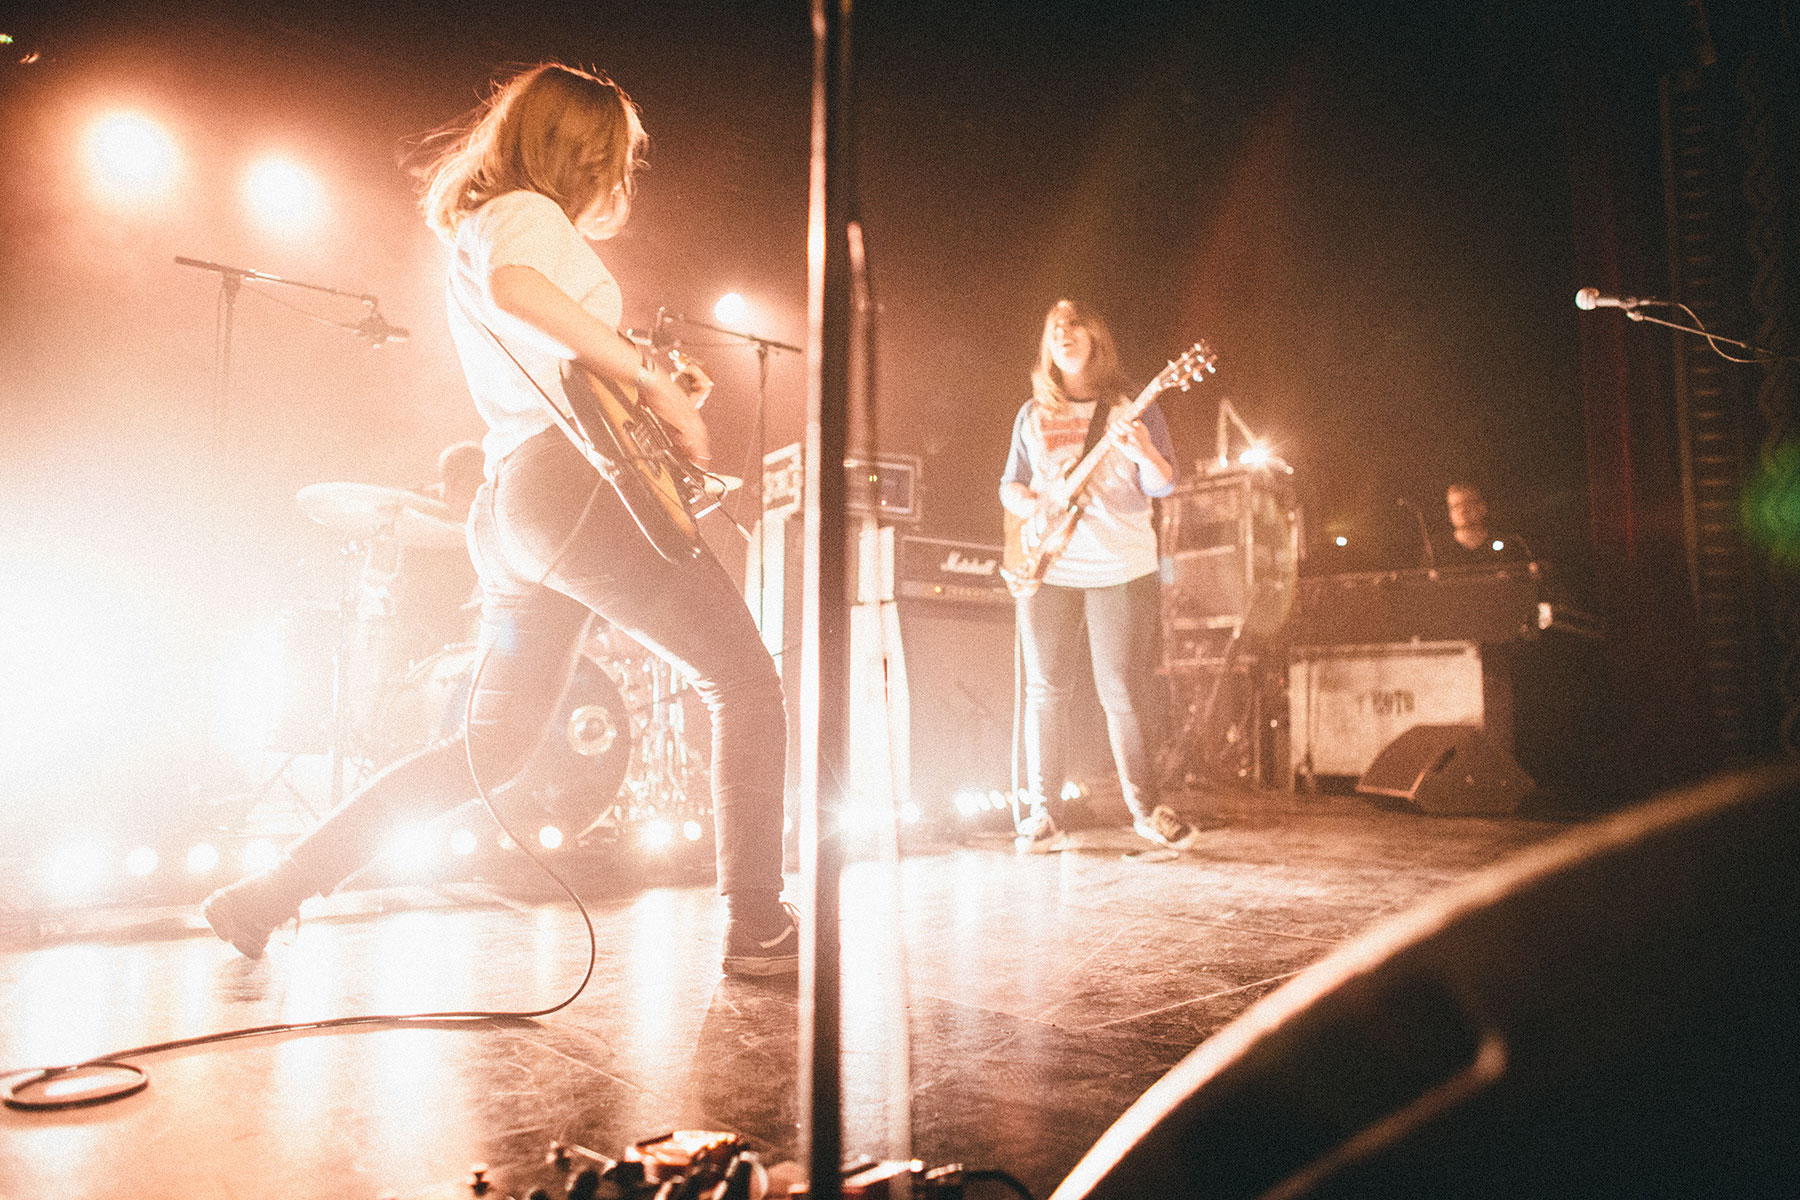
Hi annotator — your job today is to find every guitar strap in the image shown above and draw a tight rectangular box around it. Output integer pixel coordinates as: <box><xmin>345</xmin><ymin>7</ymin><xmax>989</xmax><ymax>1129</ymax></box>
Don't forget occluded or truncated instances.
<box><xmin>474</xmin><ymin>317</ymin><xmax>623</xmax><ymax>479</ymax></box>
<box><xmin>1078</xmin><ymin>395</ymin><xmax>1114</xmax><ymax>461</ymax></box>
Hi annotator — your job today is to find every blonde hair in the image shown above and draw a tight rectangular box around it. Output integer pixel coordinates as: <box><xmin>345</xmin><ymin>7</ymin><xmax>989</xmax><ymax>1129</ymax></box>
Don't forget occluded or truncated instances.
<box><xmin>419</xmin><ymin>63</ymin><xmax>647</xmax><ymax>243</ymax></box>
<box><xmin>1030</xmin><ymin>299</ymin><xmax>1130</xmax><ymax>413</ymax></box>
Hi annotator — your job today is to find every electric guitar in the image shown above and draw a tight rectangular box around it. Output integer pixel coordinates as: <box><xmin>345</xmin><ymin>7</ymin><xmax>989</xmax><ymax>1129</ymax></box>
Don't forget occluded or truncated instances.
<box><xmin>1000</xmin><ymin>342</ymin><xmax>1217</xmax><ymax>598</ymax></box>
<box><xmin>557</xmin><ymin>349</ymin><xmax>715</xmax><ymax>564</ymax></box>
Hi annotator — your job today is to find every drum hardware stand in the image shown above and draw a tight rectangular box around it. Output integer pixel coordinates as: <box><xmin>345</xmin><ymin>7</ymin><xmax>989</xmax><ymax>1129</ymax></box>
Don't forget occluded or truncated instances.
<box><xmin>1160</xmin><ymin>623</ymin><xmax>1254</xmax><ymax>790</ymax></box>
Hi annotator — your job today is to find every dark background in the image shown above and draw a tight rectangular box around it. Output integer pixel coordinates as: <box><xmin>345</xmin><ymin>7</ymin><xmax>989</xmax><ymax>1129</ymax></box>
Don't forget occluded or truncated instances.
<box><xmin>0</xmin><ymin>0</ymin><xmax>1592</xmax><ymax>567</ymax></box>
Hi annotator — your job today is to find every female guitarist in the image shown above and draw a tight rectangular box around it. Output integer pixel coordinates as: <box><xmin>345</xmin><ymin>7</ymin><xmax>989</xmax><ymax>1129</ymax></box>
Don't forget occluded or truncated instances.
<box><xmin>999</xmin><ymin>299</ymin><xmax>1200</xmax><ymax>853</ymax></box>
<box><xmin>203</xmin><ymin>63</ymin><xmax>797</xmax><ymax>975</ymax></box>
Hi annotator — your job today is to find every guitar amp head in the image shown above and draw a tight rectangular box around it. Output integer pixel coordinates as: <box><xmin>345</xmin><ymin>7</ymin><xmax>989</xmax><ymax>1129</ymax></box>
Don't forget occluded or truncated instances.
<box><xmin>762</xmin><ymin>441</ymin><xmax>923</xmax><ymax>524</ymax></box>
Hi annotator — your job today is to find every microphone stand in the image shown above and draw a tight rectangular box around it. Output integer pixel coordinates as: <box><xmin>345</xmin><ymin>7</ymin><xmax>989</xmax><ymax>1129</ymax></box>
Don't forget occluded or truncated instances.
<box><xmin>1396</xmin><ymin>497</ymin><xmax>1436</xmax><ymax>570</ymax></box>
<box><xmin>661</xmin><ymin>312</ymin><xmax>803</xmax><ymax>632</ymax></box>
<box><xmin>175</xmin><ymin>255</ymin><xmax>395</xmax><ymax>432</ymax></box>
<box><xmin>1600</xmin><ymin>298</ymin><xmax>1791</xmax><ymax>363</ymax></box>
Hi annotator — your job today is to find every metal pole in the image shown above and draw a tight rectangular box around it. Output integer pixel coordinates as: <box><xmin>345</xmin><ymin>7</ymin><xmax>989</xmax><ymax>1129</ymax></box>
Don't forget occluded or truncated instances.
<box><xmin>802</xmin><ymin>0</ymin><xmax>853</xmax><ymax>1197</ymax></box>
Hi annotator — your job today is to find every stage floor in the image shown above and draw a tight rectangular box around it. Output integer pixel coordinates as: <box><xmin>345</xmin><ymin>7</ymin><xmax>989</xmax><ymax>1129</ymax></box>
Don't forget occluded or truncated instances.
<box><xmin>0</xmin><ymin>789</ymin><xmax>1571</xmax><ymax>1200</ymax></box>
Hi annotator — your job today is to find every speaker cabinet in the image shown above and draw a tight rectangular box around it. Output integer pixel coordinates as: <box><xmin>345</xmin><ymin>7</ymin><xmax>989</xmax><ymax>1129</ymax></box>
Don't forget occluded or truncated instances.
<box><xmin>1052</xmin><ymin>763</ymin><xmax>1800</xmax><ymax>1200</ymax></box>
<box><xmin>1356</xmin><ymin>724</ymin><xmax>1533</xmax><ymax>815</ymax></box>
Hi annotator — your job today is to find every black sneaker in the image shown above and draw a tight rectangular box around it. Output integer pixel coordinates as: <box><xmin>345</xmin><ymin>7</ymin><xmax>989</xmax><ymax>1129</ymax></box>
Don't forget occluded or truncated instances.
<box><xmin>202</xmin><ymin>867</ymin><xmax>311</xmax><ymax>959</ymax></box>
<box><xmin>722</xmin><ymin>902</ymin><xmax>799</xmax><ymax>977</ymax></box>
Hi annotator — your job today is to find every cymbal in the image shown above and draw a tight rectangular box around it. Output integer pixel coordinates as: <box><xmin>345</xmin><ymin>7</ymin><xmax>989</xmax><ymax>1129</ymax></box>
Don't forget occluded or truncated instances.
<box><xmin>296</xmin><ymin>482</ymin><xmax>465</xmax><ymax>549</ymax></box>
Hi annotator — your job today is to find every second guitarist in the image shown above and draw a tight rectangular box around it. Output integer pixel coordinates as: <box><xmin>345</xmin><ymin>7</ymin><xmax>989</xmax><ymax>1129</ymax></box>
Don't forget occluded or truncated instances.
<box><xmin>1000</xmin><ymin>299</ymin><xmax>1201</xmax><ymax>854</ymax></box>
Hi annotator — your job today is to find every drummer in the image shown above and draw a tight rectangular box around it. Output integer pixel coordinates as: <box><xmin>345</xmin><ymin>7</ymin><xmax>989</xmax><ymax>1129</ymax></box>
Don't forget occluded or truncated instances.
<box><xmin>387</xmin><ymin>441</ymin><xmax>484</xmax><ymax>664</ymax></box>
<box><xmin>347</xmin><ymin>443</ymin><xmax>484</xmax><ymax>682</ymax></box>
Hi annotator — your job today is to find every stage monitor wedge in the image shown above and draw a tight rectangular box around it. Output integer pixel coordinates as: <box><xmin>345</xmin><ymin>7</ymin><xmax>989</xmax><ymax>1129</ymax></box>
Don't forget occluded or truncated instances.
<box><xmin>1051</xmin><ymin>761</ymin><xmax>1800</xmax><ymax>1200</ymax></box>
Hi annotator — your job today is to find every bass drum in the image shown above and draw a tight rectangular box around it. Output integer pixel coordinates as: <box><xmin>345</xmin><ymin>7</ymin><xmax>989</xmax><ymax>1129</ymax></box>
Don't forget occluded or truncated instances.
<box><xmin>373</xmin><ymin>643</ymin><xmax>635</xmax><ymax>830</ymax></box>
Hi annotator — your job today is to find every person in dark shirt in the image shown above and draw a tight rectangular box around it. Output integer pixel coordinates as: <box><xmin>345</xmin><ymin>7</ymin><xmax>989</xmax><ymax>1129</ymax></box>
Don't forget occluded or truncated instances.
<box><xmin>1440</xmin><ymin>482</ymin><xmax>1530</xmax><ymax>566</ymax></box>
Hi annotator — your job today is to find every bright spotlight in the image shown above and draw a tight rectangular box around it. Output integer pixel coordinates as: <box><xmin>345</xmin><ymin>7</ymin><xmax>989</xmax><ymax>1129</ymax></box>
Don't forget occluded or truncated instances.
<box><xmin>681</xmin><ymin>820</ymin><xmax>704</xmax><ymax>842</ymax></box>
<box><xmin>1237</xmin><ymin>443</ymin><xmax>1272</xmax><ymax>469</ymax></box>
<box><xmin>642</xmin><ymin>819</ymin><xmax>675</xmax><ymax>850</ymax></box>
<box><xmin>86</xmin><ymin>113</ymin><xmax>179</xmax><ymax>200</ymax></box>
<box><xmin>45</xmin><ymin>842</ymin><xmax>108</xmax><ymax>897</ymax></box>
<box><xmin>536</xmin><ymin>825</ymin><xmax>564</xmax><ymax>851</ymax></box>
<box><xmin>712</xmin><ymin>291</ymin><xmax>748</xmax><ymax>328</ymax></box>
<box><xmin>242</xmin><ymin>838</ymin><xmax>281</xmax><ymax>874</ymax></box>
<box><xmin>1492</xmin><ymin>539</ymin><xmax>1506</xmax><ymax>552</ymax></box>
<box><xmin>1335</xmin><ymin>535</ymin><xmax>1349</xmax><ymax>547</ymax></box>
<box><xmin>383</xmin><ymin>823</ymin><xmax>440</xmax><ymax>874</ymax></box>
<box><xmin>125</xmin><ymin>846</ymin><xmax>160</xmax><ymax>878</ymax></box>
<box><xmin>953</xmin><ymin>790</ymin><xmax>983</xmax><ymax>817</ymax></box>
<box><xmin>899</xmin><ymin>801</ymin><xmax>922</xmax><ymax>824</ymax></box>
<box><xmin>450</xmin><ymin>828</ymin><xmax>478</xmax><ymax>856</ymax></box>
<box><xmin>244</xmin><ymin>156</ymin><xmax>325</xmax><ymax>232</ymax></box>
<box><xmin>186</xmin><ymin>842</ymin><xmax>221</xmax><ymax>874</ymax></box>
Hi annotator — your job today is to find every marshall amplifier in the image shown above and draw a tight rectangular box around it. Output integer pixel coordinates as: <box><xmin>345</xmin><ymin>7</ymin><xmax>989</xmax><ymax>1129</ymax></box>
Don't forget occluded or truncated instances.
<box><xmin>898</xmin><ymin>535</ymin><xmax>1011</xmax><ymax>605</ymax></box>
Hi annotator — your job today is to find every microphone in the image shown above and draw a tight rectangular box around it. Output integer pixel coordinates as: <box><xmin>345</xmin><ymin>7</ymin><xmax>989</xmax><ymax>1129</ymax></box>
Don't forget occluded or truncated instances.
<box><xmin>1396</xmin><ymin>497</ymin><xmax>1436</xmax><ymax>568</ymax></box>
<box><xmin>355</xmin><ymin>310</ymin><xmax>409</xmax><ymax>346</ymax></box>
<box><xmin>1575</xmin><ymin>287</ymin><xmax>1645</xmax><ymax>311</ymax></box>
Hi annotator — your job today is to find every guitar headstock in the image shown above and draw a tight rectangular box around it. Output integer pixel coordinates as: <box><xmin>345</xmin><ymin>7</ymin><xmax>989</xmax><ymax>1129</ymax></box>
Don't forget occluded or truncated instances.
<box><xmin>1154</xmin><ymin>341</ymin><xmax>1218</xmax><ymax>394</ymax></box>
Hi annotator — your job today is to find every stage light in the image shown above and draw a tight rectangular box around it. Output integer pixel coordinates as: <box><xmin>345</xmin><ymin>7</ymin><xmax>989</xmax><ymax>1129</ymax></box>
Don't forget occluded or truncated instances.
<box><xmin>682</xmin><ymin>820</ymin><xmax>704</xmax><ymax>842</ymax></box>
<box><xmin>186</xmin><ymin>842</ymin><xmax>221</xmax><ymax>874</ymax></box>
<box><xmin>1492</xmin><ymin>539</ymin><xmax>1506</xmax><ymax>552</ymax></box>
<box><xmin>125</xmin><ymin>846</ymin><xmax>160</xmax><ymax>878</ymax></box>
<box><xmin>536</xmin><ymin>825</ymin><xmax>564</xmax><ymax>851</ymax></box>
<box><xmin>45</xmin><ymin>841</ymin><xmax>108</xmax><ymax>898</ymax></box>
<box><xmin>953</xmin><ymin>790</ymin><xmax>983</xmax><ymax>817</ymax></box>
<box><xmin>242</xmin><ymin>839</ymin><xmax>281</xmax><ymax>873</ymax></box>
<box><xmin>243</xmin><ymin>156</ymin><xmax>325</xmax><ymax>233</ymax></box>
<box><xmin>1237</xmin><ymin>443</ymin><xmax>1271</xmax><ymax>469</ymax></box>
<box><xmin>899</xmin><ymin>801</ymin><xmax>922</xmax><ymax>825</ymax></box>
<box><xmin>85</xmin><ymin>113</ymin><xmax>179</xmax><ymax>201</ymax></box>
<box><xmin>642</xmin><ymin>819</ymin><xmax>675</xmax><ymax>850</ymax></box>
<box><xmin>1335</xmin><ymin>535</ymin><xmax>1349</xmax><ymax>547</ymax></box>
<box><xmin>712</xmin><ymin>292</ymin><xmax>747</xmax><ymax>328</ymax></box>
<box><xmin>449</xmin><ymin>828</ymin><xmax>478</xmax><ymax>856</ymax></box>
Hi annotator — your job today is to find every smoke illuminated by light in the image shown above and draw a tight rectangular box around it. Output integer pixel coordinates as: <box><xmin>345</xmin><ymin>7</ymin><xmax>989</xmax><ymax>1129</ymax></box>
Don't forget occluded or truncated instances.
<box><xmin>384</xmin><ymin>823</ymin><xmax>441</xmax><ymax>874</ymax></box>
<box><xmin>244</xmin><ymin>156</ymin><xmax>326</xmax><ymax>232</ymax></box>
<box><xmin>242</xmin><ymin>839</ymin><xmax>282</xmax><ymax>873</ymax></box>
<box><xmin>85</xmin><ymin>113</ymin><xmax>179</xmax><ymax>200</ymax></box>
<box><xmin>45</xmin><ymin>841</ymin><xmax>108</xmax><ymax>897</ymax></box>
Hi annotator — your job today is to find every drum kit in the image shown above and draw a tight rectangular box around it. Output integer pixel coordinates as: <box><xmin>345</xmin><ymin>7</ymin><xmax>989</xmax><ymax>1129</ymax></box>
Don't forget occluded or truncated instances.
<box><xmin>264</xmin><ymin>478</ymin><xmax>729</xmax><ymax>849</ymax></box>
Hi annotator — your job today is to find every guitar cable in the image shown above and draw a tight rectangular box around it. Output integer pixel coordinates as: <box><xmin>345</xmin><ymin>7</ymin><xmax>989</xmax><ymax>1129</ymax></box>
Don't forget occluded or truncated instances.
<box><xmin>4</xmin><ymin>479</ymin><xmax>613</xmax><ymax>1113</ymax></box>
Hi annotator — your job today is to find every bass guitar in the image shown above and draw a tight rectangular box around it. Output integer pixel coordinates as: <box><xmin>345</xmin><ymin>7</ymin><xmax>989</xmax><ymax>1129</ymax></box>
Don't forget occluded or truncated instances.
<box><xmin>1000</xmin><ymin>341</ymin><xmax>1217</xmax><ymax>598</ymax></box>
<box><xmin>557</xmin><ymin>349</ymin><xmax>716</xmax><ymax>564</ymax></box>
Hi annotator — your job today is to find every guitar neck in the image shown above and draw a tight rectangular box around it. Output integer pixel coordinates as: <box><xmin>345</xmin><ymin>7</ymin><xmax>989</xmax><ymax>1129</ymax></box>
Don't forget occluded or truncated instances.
<box><xmin>1061</xmin><ymin>385</ymin><xmax>1160</xmax><ymax>501</ymax></box>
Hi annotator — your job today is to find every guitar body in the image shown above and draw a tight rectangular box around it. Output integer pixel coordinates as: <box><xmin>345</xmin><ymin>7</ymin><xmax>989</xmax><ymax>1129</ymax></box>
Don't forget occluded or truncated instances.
<box><xmin>559</xmin><ymin>361</ymin><xmax>705</xmax><ymax>563</ymax></box>
<box><xmin>1002</xmin><ymin>500</ymin><xmax>1079</xmax><ymax>599</ymax></box>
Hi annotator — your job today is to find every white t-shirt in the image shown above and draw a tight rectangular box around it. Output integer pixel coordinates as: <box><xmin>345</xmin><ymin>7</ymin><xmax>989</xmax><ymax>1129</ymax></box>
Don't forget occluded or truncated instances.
<box><xmin>444</xmin><ymin>190</ymin><xmax>625</xmax><ymax>474</ymax></box>
<box><xmin>1000</xmin><ymin>398</ymin><xmax>1176</xmax><ymax>589</ymax></box>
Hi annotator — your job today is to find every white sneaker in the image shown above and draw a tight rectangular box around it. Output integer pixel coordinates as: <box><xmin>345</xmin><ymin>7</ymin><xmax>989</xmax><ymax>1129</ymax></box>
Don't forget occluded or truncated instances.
<box><xmin>1014</xmin><ymin>810</ymin><xmax>1066</xmax><ymax>854</ymax></box>
<box><xmin>1134</xmin><ymin>804</ymin><xmax>1200</xmax><ymax>850</ymax></box>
